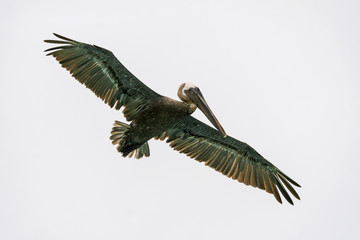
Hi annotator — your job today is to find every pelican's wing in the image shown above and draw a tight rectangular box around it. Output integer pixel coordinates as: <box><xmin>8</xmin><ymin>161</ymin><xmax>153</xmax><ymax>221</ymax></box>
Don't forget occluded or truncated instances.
<box><xmin>156</xmin><ymin>116</ymin><xmax>301</xmax><ymax>205</ymax></box>
<box><xmin>44</xmin><ymin>33</ymin><xmax>160</xmax><ymax>121</ymax></box>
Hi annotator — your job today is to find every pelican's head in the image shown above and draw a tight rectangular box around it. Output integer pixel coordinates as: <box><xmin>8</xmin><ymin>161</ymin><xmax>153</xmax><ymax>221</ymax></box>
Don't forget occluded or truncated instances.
<box><xmin>177</xmin><ymin>83</ymin><xmax>227</xmax><ymax>137</ymax></box>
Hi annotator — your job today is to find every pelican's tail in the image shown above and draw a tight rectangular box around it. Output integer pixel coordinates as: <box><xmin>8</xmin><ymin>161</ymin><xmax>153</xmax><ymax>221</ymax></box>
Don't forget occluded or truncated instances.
<box><xmin>110</xmin><ymin>121</ymin><xmax>150</xmax><ymax>159</ymax></box>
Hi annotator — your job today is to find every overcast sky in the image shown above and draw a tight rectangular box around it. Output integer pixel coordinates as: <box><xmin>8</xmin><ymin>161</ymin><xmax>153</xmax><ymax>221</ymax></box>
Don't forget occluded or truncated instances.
<box><xmin>1</xmin><ymin>0</ymin><xmax>360</xmax><ymax>239</ymax></box>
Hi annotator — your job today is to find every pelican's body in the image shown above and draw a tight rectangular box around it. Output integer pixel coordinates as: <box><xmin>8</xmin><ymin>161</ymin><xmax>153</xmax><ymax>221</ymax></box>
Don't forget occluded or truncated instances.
<box><xmin>120</xmin><ymin>96</ymin><xmax>192</xmax><ymax>156</ymax></box>
<box><xmin>45</xmin><ymin>34</ymin><xmax>301</xmax><ymax>204</ymax></box>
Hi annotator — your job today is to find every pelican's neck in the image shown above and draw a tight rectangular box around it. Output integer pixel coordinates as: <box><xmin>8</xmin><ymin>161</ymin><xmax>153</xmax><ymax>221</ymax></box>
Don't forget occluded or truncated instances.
<box><xmin>188</xmin><ymin>102</ymin><xmax>197</xmax><ymax>112</ymax></box>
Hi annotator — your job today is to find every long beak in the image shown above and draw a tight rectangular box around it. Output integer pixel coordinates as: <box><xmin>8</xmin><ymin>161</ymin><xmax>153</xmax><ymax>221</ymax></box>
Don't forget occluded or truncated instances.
<box><xmin>185</xmin><ymin>88</ymin><xmax>227</xmax><ymax>137</ymax></box>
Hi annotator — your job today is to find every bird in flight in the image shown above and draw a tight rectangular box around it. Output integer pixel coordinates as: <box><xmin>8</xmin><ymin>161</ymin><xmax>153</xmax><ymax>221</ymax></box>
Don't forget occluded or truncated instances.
<box><xmin>45</xmin><ymin>33</ymin><xmax>301</xmax><ymax>204</ymax></box>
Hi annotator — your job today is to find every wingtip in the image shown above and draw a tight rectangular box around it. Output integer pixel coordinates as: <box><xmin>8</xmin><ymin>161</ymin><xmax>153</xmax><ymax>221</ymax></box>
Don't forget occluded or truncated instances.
<box><xmin>44</xmin><ymin>33</ymin><xmax>77</xmax><ymax>45</ymax></box>
<box><xmin>53</xmin><ymin>33</ymin><xmax>77</xmax><ymax>42</ymax></box>
<box><xmin>276</xmin><ymin>194</ymin><xmax>294</xmax><ymax>205</ymax></box>
<box><xmin>53</xmin><ymin>32</ymin><xmax>62</xmax><ymax>38</ymax></box>
<box><xmin>290</xmin><ymin>179</ymin><xmax>301</xmax><ymax>188</ymax></box>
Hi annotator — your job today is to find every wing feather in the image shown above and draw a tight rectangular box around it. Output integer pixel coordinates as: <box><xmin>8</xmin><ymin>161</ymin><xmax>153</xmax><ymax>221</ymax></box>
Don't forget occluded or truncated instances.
<box><xmin>159</xmin><ymin>116</ymin><xmax>301</xmax><ymax>205</ymax></box>
<box><xmin>45</xmin><ymin>33</ymin><xmax>160</xmax><ymax>121</ymax></box>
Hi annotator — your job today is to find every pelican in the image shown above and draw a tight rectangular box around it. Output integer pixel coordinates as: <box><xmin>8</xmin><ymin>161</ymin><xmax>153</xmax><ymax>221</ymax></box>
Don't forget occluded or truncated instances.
<box><xmin>44</xmin><ymin>33</ymin><xmax>301</xmax><ymax>205</ymax></box>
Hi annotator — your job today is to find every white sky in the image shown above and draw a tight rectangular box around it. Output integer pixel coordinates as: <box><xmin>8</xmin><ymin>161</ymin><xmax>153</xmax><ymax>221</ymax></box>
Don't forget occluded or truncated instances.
<box><xmin>1</xmin><ymin>0</ymin><xmax>360</xmax><ymax>239</ymax></box>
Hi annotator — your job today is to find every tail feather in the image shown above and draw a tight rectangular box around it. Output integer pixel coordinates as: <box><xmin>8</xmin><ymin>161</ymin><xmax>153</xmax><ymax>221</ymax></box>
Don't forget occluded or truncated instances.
<box><xmin>110</xmin><ymin>121</ymin><xmax>150</xmax><ymax>159</ymax></box>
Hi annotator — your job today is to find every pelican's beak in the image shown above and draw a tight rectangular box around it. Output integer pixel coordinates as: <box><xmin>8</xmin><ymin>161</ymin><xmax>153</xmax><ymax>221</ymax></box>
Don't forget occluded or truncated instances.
<box><xmin>185</xmin><ymin>87</ymin><xmax>227</xmax><ymax>137</ymax></box>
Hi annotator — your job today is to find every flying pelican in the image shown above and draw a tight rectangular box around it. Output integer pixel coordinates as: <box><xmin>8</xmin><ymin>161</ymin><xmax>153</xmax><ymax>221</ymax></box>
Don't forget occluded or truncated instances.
<box><xmin>44</xmin><ymin>33</ymin><xmax>301</xmax><ymax>205</ymax></box>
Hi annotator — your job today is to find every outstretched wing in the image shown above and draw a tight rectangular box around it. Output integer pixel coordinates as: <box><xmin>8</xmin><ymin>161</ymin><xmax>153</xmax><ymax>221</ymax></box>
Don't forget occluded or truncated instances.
<box><xmin>44</xmin><ymin>33</ymin><xmax>161</xmax><ymax>121</ymax></box>
<box><xmin>156</xmin><ymin>116</ymin><xmax>301</xmax><ymax>205</ymax></box>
